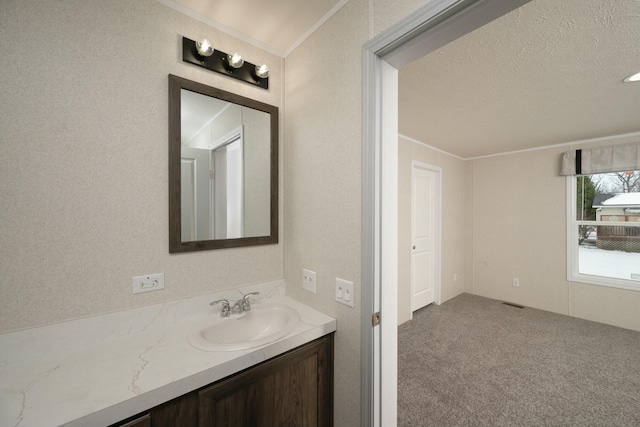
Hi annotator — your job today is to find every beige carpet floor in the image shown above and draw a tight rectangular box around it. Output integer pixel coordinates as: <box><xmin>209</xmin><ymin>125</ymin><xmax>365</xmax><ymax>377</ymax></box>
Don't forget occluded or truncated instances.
<box><xmin>398</xmin><ymin>293</ymin><xmax>640</xmax><ymax>426</ymax></box>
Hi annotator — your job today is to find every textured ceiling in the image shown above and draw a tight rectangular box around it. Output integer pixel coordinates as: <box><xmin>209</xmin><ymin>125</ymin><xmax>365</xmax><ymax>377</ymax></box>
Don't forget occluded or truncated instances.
<box><xmin>399</xmin><ymin>0</ymin><xmax>640</xmax><ymax>158</ymax></box>
<box><xmin>165</xmin><ymin>0</ymin><xmax>344</xmax><ymax>56</ymax></box>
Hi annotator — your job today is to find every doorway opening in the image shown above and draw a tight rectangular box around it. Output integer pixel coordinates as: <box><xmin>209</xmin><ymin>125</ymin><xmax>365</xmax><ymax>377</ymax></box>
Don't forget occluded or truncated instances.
<box><xmin>360</xmin><ymin>1</ymin><xmax>532</xmax><ymax>425</ymax></box>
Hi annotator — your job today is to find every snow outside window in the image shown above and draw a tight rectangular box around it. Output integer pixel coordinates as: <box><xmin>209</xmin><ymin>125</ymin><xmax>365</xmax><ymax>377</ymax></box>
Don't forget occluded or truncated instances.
<box><xmin>567</xmin><ymin>170</ymin><xmax>640</xmax><ymax>291</ymax></box>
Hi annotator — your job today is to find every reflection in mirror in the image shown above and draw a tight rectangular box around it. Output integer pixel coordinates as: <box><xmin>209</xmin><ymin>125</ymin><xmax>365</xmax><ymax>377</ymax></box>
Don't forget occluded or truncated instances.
<box><xmin>180</xmin><ymin>90</ymin><xmax>271</xmax><ymax>241</ymax></box>
<box><xmin>169</xmin><ymin>75</ymin><xmax>278</xmax><ymax>252</ymax></box>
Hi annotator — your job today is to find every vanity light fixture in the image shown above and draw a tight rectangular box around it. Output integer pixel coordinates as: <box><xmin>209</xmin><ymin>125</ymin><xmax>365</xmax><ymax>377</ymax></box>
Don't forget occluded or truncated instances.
<box><xmin>623</xmin><ymin>72</ymin><xmax>640</xmax><ymax>83</ymax></box>
<box><xmin>182</xmin><ymin>37</ymin><xmax>269</xmax><ymax>89</ymax></box>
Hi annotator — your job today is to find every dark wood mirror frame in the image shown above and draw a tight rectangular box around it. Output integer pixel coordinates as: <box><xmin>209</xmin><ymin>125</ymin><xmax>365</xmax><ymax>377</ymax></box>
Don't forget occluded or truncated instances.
<box><xmin>168</xmin><ymin>74</ymin><xmax>278</xmax><ymax>253</ymax></box>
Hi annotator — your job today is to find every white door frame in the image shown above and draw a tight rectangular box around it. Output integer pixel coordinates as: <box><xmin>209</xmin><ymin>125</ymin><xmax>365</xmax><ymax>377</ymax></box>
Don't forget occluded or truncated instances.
<box><xmin>360</xmin><ymin>1</ymin><xmax>532</xmax><ymax>425</ymax></box>
<box><xmin>411</xmin><ymin>161</ymin><xmax>442</xmax><ymax>313</ymax></box>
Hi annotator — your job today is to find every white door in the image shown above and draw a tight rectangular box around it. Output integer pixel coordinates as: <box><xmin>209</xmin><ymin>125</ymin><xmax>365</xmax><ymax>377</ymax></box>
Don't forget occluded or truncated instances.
<box><xmin>182</xmin><ymin>147</ymin><xmax>213</xmax><ymax>241</ymax></box>
<box><xmin>180</xmin><ymin>158</ymin><xmax>196</xmax><ymax>241</ymax></box>
<box><xmin>225</xmin><ymin>139</ymin><xmax>243</xmax><ymax>238</ymax></box>
<box><xmin>213</xmin><ymin>138</ymin><xmax>244</xmax><ymax>239</ymax></box>
<box><xmin>411</xmin><ymin>164</ymin><xmax>439</xmax><ymax>311</ymax></box>
<box><xmin>213</xmin><ymin>147</ymin><xmax>228</xmax><ymax>239</ymax></box>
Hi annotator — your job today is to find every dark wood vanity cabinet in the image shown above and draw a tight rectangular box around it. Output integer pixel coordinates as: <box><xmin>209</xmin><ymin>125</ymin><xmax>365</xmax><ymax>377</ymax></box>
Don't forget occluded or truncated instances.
<box><xmin>118</xmin><ymin>414</ymin><xmax>151</xmax><ymax>427</ymax></box>
<box><xmin>111</xmin><ymin>334</ymin><xmax>333</xmax><ymax>427</ymax></box>
<box><xmin>199</xmin><ymin>333</ymin><xmax>333</xmax><ymax>427</ymax></box>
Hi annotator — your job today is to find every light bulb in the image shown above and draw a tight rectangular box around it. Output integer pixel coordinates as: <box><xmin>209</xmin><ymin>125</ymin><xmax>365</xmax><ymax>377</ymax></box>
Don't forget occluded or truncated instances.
<box><xmin>195</xmin><ymin>39</ymin><xmax>213</xmax><ymax>57</ymax></box>
<box><xmin>228</xmin><ymin>53</ymin><xmax>244</xmax><ymax>68</ymax></box>
<box><xmin>255</xmin><ymin>64</ymin><xmax>270</xmax><ymax>79</ymax></box>
<box><xmin>623</xmin><ymin>72</ymin><xmax>640</xmax><ymax>83</ymax></box>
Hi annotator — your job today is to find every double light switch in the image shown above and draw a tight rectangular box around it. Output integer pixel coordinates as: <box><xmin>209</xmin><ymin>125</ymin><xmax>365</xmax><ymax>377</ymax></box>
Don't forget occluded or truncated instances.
<box><xmin>335</xmin><ymin>278</ymin><xmax>354</xmax><ymax>308</ymax></box>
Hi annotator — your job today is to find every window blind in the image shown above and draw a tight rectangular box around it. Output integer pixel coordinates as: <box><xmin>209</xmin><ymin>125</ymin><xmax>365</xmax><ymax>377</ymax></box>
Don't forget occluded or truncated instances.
<box><xmin>560</xmin><ymin>141</ymin><xmax>640</xmax><ymax>175</ymax></box>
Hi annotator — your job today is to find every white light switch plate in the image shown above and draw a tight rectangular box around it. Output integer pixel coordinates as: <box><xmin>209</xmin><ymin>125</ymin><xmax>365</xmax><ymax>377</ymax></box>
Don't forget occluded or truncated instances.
<box><xmin>303</xmin><ymin>269</ymin><xmax>317</xmax><ymax>294</ymax></box>
<box><xmin>335</xmin><ymin>278</ymin><xmax>354</xmax><ymax>307</ymax></box>
<box><xmin>133</xmin><ymin>273</ymin><xmax>165</xmax><ymax>294</ymax></box>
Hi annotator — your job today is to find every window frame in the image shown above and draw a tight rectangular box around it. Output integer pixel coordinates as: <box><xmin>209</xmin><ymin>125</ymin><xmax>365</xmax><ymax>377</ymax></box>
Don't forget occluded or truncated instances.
<box><xmin>566</xmin><ymin>175</ymin><xmax>640</xmax><ymax>291</ymax></box>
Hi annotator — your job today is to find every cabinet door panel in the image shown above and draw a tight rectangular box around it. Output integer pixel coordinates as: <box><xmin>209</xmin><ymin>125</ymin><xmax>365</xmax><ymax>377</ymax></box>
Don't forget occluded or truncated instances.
<box><xmin>199</xmin><ymin>335</ymin><xmax>332</xmax><ymax>427</ymax></box>
<box><xmin>151</xmin><ymin>391</ymin><xmax>198</xmax><ymax>427</ymax></box>
<box><xmin>275</xmin><ymin>356</ymin><xmax>317</xmax><ymax>425</ymax></box>
<box><xmin>206</xmin><ymin>387</ymin><xmax>251</xmax><ymax>426</ymax></box>
<box><xmin>201</xmin><ymin>357</ymin><xmax>317</xmax><ymax>427</ymax></box>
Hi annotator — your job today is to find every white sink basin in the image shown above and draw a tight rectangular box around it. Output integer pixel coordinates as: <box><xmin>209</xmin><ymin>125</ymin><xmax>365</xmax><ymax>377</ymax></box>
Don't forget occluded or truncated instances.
<box><xmin>188</xmin><ymin>304</ymin><xmax>301</xmax><ymax>352</ymax></box>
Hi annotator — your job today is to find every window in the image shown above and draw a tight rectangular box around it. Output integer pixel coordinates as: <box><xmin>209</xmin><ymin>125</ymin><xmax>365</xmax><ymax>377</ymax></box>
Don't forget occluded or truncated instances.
<box><xmin>568</xmin><ymin>170</ymin><xmax>640</xmax><ymax>290</ymax></box>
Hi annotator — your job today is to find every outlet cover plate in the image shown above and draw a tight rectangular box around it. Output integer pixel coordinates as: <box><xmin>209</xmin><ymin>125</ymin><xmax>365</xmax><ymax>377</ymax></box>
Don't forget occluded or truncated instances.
<box><xmin>133</xmin><ymin>273</ymin><xmax>165</xmax><ymax>294</ymax></box>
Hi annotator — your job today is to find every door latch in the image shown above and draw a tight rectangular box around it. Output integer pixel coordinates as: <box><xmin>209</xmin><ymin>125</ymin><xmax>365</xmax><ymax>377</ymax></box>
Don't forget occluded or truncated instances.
<box><xmin>372</xmin><ymin>311</ymin><xmax>381</xmax><ymax>326</ymax></box>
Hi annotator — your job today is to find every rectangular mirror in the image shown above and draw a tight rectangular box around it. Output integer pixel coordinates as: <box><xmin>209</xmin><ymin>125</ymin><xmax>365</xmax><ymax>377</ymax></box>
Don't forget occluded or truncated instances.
<box><xmin>169</xmin><ymin>75</ymin><xmax>278</xmax><ymax>252</ymax></box>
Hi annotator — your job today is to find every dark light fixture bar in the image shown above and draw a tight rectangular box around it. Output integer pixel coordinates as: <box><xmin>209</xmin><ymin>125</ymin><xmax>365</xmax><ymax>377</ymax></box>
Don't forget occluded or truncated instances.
<box><xmin>182</xmin><ymin>37</ymin><xmax>269</xmax><ymax>90</ymax></box>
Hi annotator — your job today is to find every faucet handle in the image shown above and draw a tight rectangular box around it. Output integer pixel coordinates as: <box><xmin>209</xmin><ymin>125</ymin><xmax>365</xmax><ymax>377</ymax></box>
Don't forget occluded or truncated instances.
<box><xmin>243</xmin><ymin>292</ymin><xmax>260</xmax><ymax>300</ymax></box>
<box><xmin>242</xmin><ymin>292</ymin><xmax>260</xmax><ymax>311</ymax></box>
<box><xmin>210</xmin><ymin>299</ymin><xmax>231</xmax><ymax>317</ymax></box>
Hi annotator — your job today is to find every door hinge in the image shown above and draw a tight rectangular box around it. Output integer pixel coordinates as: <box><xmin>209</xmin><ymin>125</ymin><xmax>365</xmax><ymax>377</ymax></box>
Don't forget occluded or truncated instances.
<box><xmin>372</xmin><ymin>311</ymin><xmax>381</xmax><ymax>327</ymax></box>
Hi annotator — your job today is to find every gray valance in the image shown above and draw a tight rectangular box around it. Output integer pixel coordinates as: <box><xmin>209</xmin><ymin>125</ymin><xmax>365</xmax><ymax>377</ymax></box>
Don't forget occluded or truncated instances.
<box><xmin>560</xmin><ymin>141</ymin><xmax>640</xmax><ymax>176</ymax></box>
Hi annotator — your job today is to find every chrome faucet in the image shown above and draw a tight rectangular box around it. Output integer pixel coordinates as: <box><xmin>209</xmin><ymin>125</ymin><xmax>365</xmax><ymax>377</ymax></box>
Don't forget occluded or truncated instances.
<box><xmin>210</xmin><ymin>292</ymin><xmax>259</xmax><ymax>317</ymax></box>
<box><xmin>210</xmin><ymin>299</ymin><xmax>231</xmax><ymax>317</ymax></box>
<box><xmin>231</xmin><ymin>299</ymin><xmax>244</xmax><ymax>315</ymax></box>
<box><xmin>241</xmin><ymin>292</ymin><xmax>260</xmax><ymax>312</ymax></box>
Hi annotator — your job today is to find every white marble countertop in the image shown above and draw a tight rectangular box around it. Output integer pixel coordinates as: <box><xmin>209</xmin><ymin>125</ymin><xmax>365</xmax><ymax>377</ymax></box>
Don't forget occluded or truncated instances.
<box><xmin>0</xmin><ymin>281</ymin><xmax>336</xmax><ymax>427</ymax></box>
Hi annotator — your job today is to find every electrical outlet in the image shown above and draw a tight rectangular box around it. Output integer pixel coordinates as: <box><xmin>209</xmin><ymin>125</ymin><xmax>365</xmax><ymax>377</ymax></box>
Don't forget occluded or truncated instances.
<box><xmin>513</xmin><ymin>278</ymin><xmax>520</xmax><ymax>287</ymax></box>
<box><xmin>133</xmin><ymin>273</ymin><xmax>165</xmax><ymax>294</ymax></box>
<box><xmin>303</xmin><ymin>269</ymin><xmax>317</xmax><ymax>294</ymax></box>
<box><xmin>335</xmin><ymin>278</ymin><xmax>354</xmax><ymax>308</ymax></box>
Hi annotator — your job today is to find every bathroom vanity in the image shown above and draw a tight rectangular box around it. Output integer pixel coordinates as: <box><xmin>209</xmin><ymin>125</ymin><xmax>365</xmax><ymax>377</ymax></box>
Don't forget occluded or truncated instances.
<box><xmin>112</xmin><ymin>334</ymin><xmax>333</xmax><ymax>427</ymax></box>
<box><xmin>0</xmin><ymin>282</ymin><xmax>336</xmax><ymax>427</ymax></box>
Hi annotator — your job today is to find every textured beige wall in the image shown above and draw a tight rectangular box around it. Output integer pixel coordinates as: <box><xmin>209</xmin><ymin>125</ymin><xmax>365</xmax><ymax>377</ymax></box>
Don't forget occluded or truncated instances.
<box><xmin>472</xmin><ymin>147</ymin><xmax>570</xmax><ymax>313</ymax></box>
<box><xmin>0</xmin><ymin>0</ymin><xmax>284</xmax><ymax>333</ymax></box>
<box><xmin>283</xmin><ymin>1</ymin><xmax>367</xmax><ymax>425</ymax></box>
<box><xmin>242</xmin><ymin>107</ymin><xmax>271</xmax><ymax>237</ymax></box>
<box><xmin>439</xmin><ymin>149</ymin><xmax>469</xmax><ymax>301</ymax></box>
<box><xmin>471</xmin><ymin>140</ymin><xmax>640</xmax><ymax>331</ymax></box>
<box><xmin>464</xmin><ymin>160</ymin><xmax>475</xmax><ymax>295</ymax></box>
<box><xmin>372</xmin><ymin>0</ymin><xmax>436</xmax><ymax>36</ymax></box>
<box><xmin>569</xmin><ymin>281</ymin><xmax>640</xmax><ymax>330</ymax></box>
<box><xmin>397</xmin><ymin>137</ymin><xmax>469</xmax><ymax>325</ymax></box>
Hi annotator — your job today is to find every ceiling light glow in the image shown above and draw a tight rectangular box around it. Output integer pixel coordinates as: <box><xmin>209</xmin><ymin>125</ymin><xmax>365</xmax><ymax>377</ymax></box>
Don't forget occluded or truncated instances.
<box><xmin>623</xmin><ymin>72</ymin><xmax>640</xmax><ymax>83</ymax></box>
